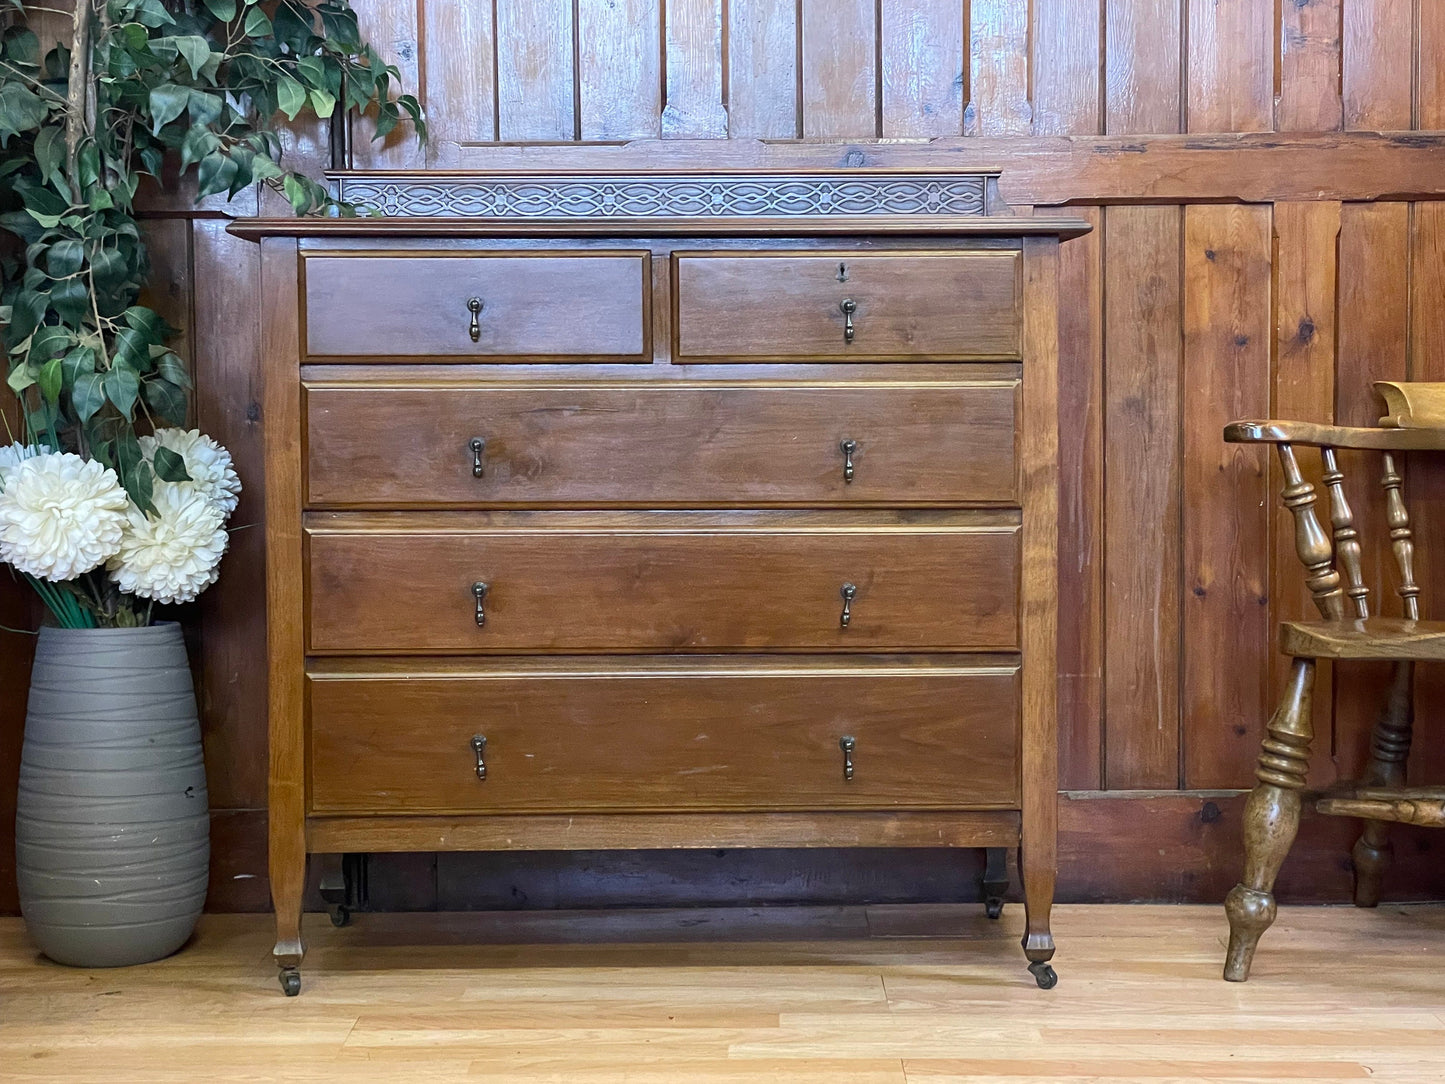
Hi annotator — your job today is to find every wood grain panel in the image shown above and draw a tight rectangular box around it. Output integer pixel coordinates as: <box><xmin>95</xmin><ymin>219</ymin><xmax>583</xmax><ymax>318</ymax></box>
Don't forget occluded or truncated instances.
<box><xmin>1333</xmin><ymin>203</ymin><xmax>1411</xmax><ymax>780</ymax></box>
<box><xmin>1276</xmin><ymin>0</ymin><xmax>1343</xmax><ymax>131</ymax></box>
<box><xmin>420</xmin><ymin>0</ymin><xmax>497</xmax><ymax>162</ymax></box>
<box><xmin>351</xmin><ymin>0</ymin><xmax>424</xmax><ymax>168</ymax></box>
<box><xmin>1104</xmin><ymin>0</ymin><xmax>1182</xmax><ymax>134</ymax></box>
<box><xmin>496</xmin><ymin>0</ymin><xmax>576</xmax><ymax>140</ymax></box>
<box><xmin>662</xmin><ymin>0</ymin><xmax>728</xmax><ymax>138</ymax></box>
<box><xmin>1056</xmin><ymin>207</ymin><xmax>1103</xmax><ymax>791</ymax></box>
<box><xmin>307</xmin><ymin>661</ymin><xmax>1021</xmax><ymax>814</ymax></box>
<box><xmin>1180</xmin><ymin>204</ymin><xmax>1273</xmax><ymax>790</ymax></box>
<box><xmin>726</xmin><ymin>0</ymin><xmax>798</xmax><ymax>138</ymax></box>
<box><xmin>966</xmin><ymin>0</ymin><xmax>1031</xmax><ymax>135</ymax></box>
<box><xmin>1185</xmin><ymin>0</ymin><xmax>1273</xmax><ymax>133</ymax></box>
<box><xmin>1422</xmin><ymin>3</ymin><xmax>1445</xmax><ymax>129</ymax></box>
<box><xmin>304</xmin><ymin>383</ymin><xmax>1021</xmax><ymax>508</ymax></box>
<box><xmin>1271</xmin><ymin>201</ymin><xmax>1341</xmax><ymax>788</ymax></box>
<box><xmin>1343</xmin><ymin>0</ymin><xmax>1414</xmax><ymax>129</ymax></box>
<box><xmin>304</xmin><ymin>514</ymin><xmax>1022</xmax><ymax>654</ymax></box>
<box><xmin>1031</xmin><ymin>0</ymin><xmax>1100</xmax><ymax>135</ymax></box>
<box><xmin>879</xmin><ymin>0</ymin><xmax>964</xmax><ymax>137</ymax></box>
<box><xmin>800</xmin><ymin>0</ymin><xmax>876</xmax><ymax>138</ymax></box>
<box><xmin>1103</xmin><ymin>205</ymin><xmax>1183</xmax><ymax>791</ymax></box>
<box><xmin>579</xmin><ymin>0</ymin><xmax>662</xmax><ymax>140</ymax></box>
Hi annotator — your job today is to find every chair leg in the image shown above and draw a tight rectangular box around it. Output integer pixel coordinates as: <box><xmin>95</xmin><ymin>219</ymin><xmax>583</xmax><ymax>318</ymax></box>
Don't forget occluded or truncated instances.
<box><xmin>1224</xmin><ymin>658</ymin><xmax>1316</xmax><ymax>982</ymax></box>
<box><xmin>1352</xmin><ymin>660</ymin><xmax>1415</xmax><ymax>908</ymax></box>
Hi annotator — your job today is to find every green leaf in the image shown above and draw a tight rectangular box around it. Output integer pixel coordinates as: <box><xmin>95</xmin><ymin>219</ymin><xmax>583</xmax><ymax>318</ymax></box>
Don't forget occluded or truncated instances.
<box><xmin>156</xmin><ymin>351</ymin><xmax>193</xmax><ymax>389</ymax></box>
<box><xmin>309</xmin><ymin>88</ymin><xmax>336</xmax><ymax>117</ymax></box>
<box><xmin>71</xmin><ymin>372</ymin><xmax>105</xmax><ymax>421</ymax></box>
<box><xmin>173</xmin><ymin>35</ymin><xmax>212</xmax><ymax>79</ymax></box>
<box><xmin>243</xmin><ymin>7</ymin><xmax>271</xmax><ymax>37</ymax></box>
<box><xmin>148</xmin><ymin>84</ymin><xmax>189</xmax><ymax>134</ymax></box>
<box><xmin>142</xmin><ymin>376</ymin><xmax>187</xmax><ymax>425</ymax></box>
<box><xmin>33</xmin><ymin>125</ymin><xmax>64</xmax><ymax>185</ymax></box>
<box><xmin>187</xmin><ymin>89</ymin><xmax>224</xmax><ymax>129</ymax></box>
<box><xmin>104</xmin><ymin>366</ymin><xmax>140</xmax><ymax>420</ymax></box>
<box><xmin>113</xmin><ymin>327</ymin><xmax>153</xmax><ymax>371</ymax></box>
<box><xmin>133</xmin><ymin>0</ymin><xmax>176</xmax><ymax>28</ymax></box>
<box><xmin>276</xmin><ymin>75</ymin><xmax>307</xmax><ymax>121</ymax></box>
<box><xmin>46</xmin><ymin>238</ymin><xmax>84</xmax><ymax>277</ymax></box>
<box><xmin>61</xmin><ymin>345</ymin><xmax>96</xmax><ymax>390</ymax></box>
<box><xmin>179</xmin><ymin>124</ymin><xmax>220</xmax><ymax>172</ymax></box>
<box><xmin>37</xmin><ymin>356</ymin><xmax>62</xmax><ymax>404</ymax></box>
<box><xmin>3</xmin><ymin>27</ymin><xmax>41</xmax><ymax>69</ymax></box>
<box><xmin>152</xmin><ymin>445</ymin><xmax>191</xmax><ymax>483</ymax></box>
<box><xmin>122</xmin><ymin>307</ymin><xmax>167</xmax><ymax>336</ymax></box>
<box><xmin>196</xmin><ymin>150</ymin><xmax>239</xmax><ymax>199</ymax></box>
<box><xmin>7</xmin><ymin>362</ymin><xmax>36</xmax><ymax>394</ymax></box>
<box><xmin>27</xmin><ymin>325</ymin><xmax>73</xmax><ymax>363</ymax></box>
<box><xmin>204</xmin><ymin>0</ymin><xmax>238</xmax><ymax>21</ymax></box>
<box><xmin>90</xmin><ymin>246</ymin><xmax>129</xmax><ymax>294</ymax></box>
<box><xmin>0</xmin><ymin>82</ymin><xmax>48</xmax><ymax>143</ymax></box>
<box><xmin>50</xmin><ymin>276</ymin><xmax>90</xmax><ymax>325</ymax></box>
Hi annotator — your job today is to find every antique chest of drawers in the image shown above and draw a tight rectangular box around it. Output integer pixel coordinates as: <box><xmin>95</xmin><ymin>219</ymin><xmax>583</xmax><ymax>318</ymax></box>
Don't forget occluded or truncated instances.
<box><xmin>238</xmin><ymin>168</ymin><xmax>1088</xmax><ymax>996</ymax></box>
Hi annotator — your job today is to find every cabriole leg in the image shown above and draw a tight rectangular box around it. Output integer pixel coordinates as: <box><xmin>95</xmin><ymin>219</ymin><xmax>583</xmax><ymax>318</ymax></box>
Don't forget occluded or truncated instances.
<box><xmin>1352</xmin><ymin>660</ymin><xmax>1415</xmax><ymax>907</ymax></box>
<box><xmin>1019</xmin><ymin>840</ymin><xmax>1056</xmax><ymax>989</ymax></box>
<box><xmin>1224</xmin><ymin>658</ymin><xmax>1316</xmax><ymax>982</ymax></box>
<box><xmin>272</xmin><ymin>847</ymin><xmax>307</xmax><ymax>996</ymax></box>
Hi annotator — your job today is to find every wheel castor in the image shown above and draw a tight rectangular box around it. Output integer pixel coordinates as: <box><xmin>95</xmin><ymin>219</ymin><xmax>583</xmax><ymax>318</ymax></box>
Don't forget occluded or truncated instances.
<box><xmin>328</xmin><ymin>904</ymin><xmax>351</xmax><ymax>928</ymax></box>
<box><xmin>279</xmin><ymin>969</ymin><xmax>302</xmax><ymax>997</ymax></box>
<box><xmin>985</xmin><ymin>897</ymin><xmax>1004</xmax><ymax>920</ymax></box>
<box><xmin>1027</xmin><ymin>961</ymin><xmax>1058</xmax><ymax>990</ymax></box>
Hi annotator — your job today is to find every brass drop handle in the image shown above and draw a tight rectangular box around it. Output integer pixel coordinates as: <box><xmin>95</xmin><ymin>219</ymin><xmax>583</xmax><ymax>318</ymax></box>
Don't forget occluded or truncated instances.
<box><xmin>469</xmin><ymin>437</ymin><xmax>486</xmax><ymax>478</ymax></box>
<box><xmin>840</xmin><ymin>298</ymin><xmax>857</xmax><ymax>343</ymax></box>
<box><xmin>471</xmin><ymin>735</ymin><xmax>488</xmax><ymax>781</ymax></box>
<box><xmin>839</xmin><ymin>583</ymin><xmax>857</xmax><ymax>628</ymax></box>
<box><xmin>467</xmin><ymin>297</ymin><xmax>484</xmax><ymax>342</ymax></box>
<box><xmin>472</xmin><ymin>581</ymin><xmax>489</xmax><ymax>627</ymax></box>
<box><xmin>840</xmin><ymin>736</ymin><xmax>856</xmax><ymax>782</ymax></box>
<box><xmin>840</xmin><ymin>439</ymin><xmax>857</xmax><ymax>484</ymax></box>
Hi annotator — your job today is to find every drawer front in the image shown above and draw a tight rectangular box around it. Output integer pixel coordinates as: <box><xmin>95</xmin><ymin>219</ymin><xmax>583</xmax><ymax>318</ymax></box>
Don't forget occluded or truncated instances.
<box><xmin>674</xmin><ymin>251</ymin><xmax>1021</xmax><ymax>361</ymax></box>
<box><xmin>304</xmin><ymin>383</ymin><xmax>1018</xmax><ymax>507</ymax></box>
<box><xmin>308</xmin><ymin>661</ymin><xmax>1020</xmax><ymax>814</ymax></box>
<box><xmin>305</xmin><ymin>517</ymin><xmax>1019</xmax><ymax>653</ymax></box>
<box><xmin>303</xmin><ymin>253</ymin><xmax>649</xmax><ymax>360</ymax></box>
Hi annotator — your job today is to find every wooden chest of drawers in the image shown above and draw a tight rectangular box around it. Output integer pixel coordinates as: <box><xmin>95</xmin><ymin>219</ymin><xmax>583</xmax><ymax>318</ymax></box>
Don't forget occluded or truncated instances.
<box><xmin>239</xmin><ymin>169</ymin><xmax>1088</xmax><ymax>996</ymax></box>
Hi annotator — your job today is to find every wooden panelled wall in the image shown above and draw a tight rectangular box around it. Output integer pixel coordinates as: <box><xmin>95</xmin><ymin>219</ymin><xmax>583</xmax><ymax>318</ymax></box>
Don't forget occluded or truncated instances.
<box><xmin>5</xmin><ymin>0</ymin><xmax>1445</xmax><ymax>913</ymax></box>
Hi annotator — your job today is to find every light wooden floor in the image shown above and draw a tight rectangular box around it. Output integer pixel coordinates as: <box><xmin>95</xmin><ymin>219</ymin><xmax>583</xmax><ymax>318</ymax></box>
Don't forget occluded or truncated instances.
<box><xmin>1</xmin><ymin>903</ymin><xmax>1443</xmax><ymax>1083</ymax></box>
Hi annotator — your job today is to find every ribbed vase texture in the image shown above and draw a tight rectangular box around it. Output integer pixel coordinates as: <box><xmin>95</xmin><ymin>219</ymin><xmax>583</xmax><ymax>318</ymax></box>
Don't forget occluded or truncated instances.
<box><xmin>17</xmin><ymin>623</ymin><xmax>209</xmax><ymax>967</ymax></box>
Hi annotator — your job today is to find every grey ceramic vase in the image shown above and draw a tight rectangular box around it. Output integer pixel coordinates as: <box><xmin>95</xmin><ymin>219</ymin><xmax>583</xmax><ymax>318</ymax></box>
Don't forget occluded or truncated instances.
<box><xmin>16</xmin><ymin>622</ymin><xmax>209</xmax><ymax>967</ymax></box>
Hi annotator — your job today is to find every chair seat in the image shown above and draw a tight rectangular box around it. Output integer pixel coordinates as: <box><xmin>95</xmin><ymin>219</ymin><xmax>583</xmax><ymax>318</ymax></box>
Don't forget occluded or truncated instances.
<box><xmin>1280</xmin><ymin>618</ymin><xmax>1445</xmax><ymax>660</ymax></box>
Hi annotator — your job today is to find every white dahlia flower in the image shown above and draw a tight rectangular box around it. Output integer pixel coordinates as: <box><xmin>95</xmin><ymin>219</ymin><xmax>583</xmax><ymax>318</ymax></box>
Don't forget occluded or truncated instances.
<box><xmin>0</xmin><ymin>453</ymin><xmax>128</xmax><ymax>581</ymax></box>
<box><xmin>141</xmin><ymin>428</ymin><xmax>242</xmax><ymax>517</ymax></box>
<box><xmin>107</xmin><ymin>483</ymin><xmax>230</xmax><ymax>604</ymax></box>
<box><xmin>0</xmin><ymin>443</ymin><xmax>52</xmax><ymax>489</ymax></box>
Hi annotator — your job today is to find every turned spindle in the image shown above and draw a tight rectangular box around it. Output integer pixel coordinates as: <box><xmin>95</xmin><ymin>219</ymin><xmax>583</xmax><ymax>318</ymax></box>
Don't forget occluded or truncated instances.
<box><xmin>1381</xmin><ymin>453</ymin><xmax>1420</xmax><ymax>620</ymax></box>
<box><xmin>1277</xmin><ymin>444</ymin><xmax>1344</xmax><ymax>621</ymax></box>
<box><xmin>1320</xmin><ymin>447</ymin><xmax>1368</xmax><ymax>619</ymax></box>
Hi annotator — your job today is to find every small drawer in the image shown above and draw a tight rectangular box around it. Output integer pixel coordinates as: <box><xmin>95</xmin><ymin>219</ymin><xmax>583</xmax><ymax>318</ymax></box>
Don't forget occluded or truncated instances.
<box><xmin>307</xmin><ymin>659</ymin><xmax>1021</xmax><ymax>814</ymax></box>
<box><xmin>304</xmin><ymin>512</ymin><xmax>1020</xmax><ymax>654</ymax></box>
<box><xmin>673</xmin><ymin>251</ymin><xmax>1021</xmax><ymax>362</ymax></box>
<box><xmin>302</xmin><ymin>252</ymin><xmax>650</xmax><ymax>361</ymax></box>
<box><xmin>304</xmin><ymin>382</ymin><xmax>1019</xmax><ymax>507</ymax></box>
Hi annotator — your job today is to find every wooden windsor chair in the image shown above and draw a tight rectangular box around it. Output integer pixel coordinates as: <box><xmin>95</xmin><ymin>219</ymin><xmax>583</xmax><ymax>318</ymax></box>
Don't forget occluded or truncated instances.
<box><xmin>1222</xmin><ymin>381</ymin><xmax>1445</xmax><ymax>983</ymax></box>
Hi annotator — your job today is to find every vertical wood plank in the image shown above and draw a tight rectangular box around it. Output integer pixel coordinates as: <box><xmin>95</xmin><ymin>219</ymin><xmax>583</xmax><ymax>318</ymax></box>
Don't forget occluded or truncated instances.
<box><xmin>351</xmin><ymin>0</ymin><xmax>425</xmax><ymax>167</ymax></box>
<box><xmin>1181</xmin><ymin>203</ymin><xmax>1273</xmax><ymax>790</ymax></box>
<box><xmin>1421</xmin><ymin>3</ymin><xmax>1445</xmax><ymax>130</ymax></box>
<box><xmin>1331</xmin><ymin>202</ymin><xmax>1410</xmax><ymax>778</ymax></box>
<box><xmin>1057</xmin><ymin>207</ymin><xmax>1105</xmax><ymax>791</ymax></box>
<box><xmin>662</xmin><ymin>0</ymin><xmax>728</xmax><ymax>137</ymax></box>
<box><xmin>1277</xmin><ymin>0</ymin><xmax>1344</xmax><ymax>131</ymax></box>
<box><xmin>1105</xmin><ymin>0</ymin><xmax>1182</xmax><ymax>134</ymax></box>
<box><xmin>497</xmin><ymin>0</ymin><xmax>577</xmax><ymax>140</ymax></box>
<box><xmin>967</xmin><ymin>0</ymin><xmax>1032</xmax><ymax>135</ymax></box>
<box><xmin>727</xmin><ymin>0</ymin><xmax>798</xmax><ymax>138</ymax></box>
<box><xmin>579</xmin><ymin>0</ymin><xmax>662</xmax><ymax>140</ymax></box>
<box><xmin>800</xmin><ymin>0</ymin><xmax>877</xmax><ymax>138</ymax></box>
<box><xmin>192</xmin><ymin>222</ymin><xmax>268</xmax><ymax>813</ymax></box>
<box><xmin>1185</xmin><ymin>0</ymin><xmax>1273</xmax><ymax>133</ymax></box>
<box><xmin>422</xmin><ymin>0</ymin><xmax>498</xmax><ymax>162</ymax></box>
<box><xmin>1103</xmin><ymin>205</ymin><xmax>1183</xmax><ymax>790</ymax></box>
<box><xmin>1343</xmin><ymin>0</ymin><xmax>1414</xmax><ymax>129</ymax></box>
<box><xmin>1272</xmin><ymin>201</ymin><xmax>1341</xmax><ymax>788</ymax></box>
<box><xmin>136</xmin><ymin>218</ymin><xmax>194</xmax><ymax>418</ymax></box>
<box><xmin>1031</xmin><ymin>0</ymin><xmax>1101</xmax><ymax>135</ymax></box>
<box><xmin>879</xmin><ymin>0</ymin><xmax>964</xmax><ymax>137</ymax></box>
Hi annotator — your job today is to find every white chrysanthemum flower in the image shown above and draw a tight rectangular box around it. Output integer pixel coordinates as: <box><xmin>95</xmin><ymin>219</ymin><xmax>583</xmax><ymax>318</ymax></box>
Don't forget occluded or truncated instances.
<box><xmin>107</xmin><ymin>483</ymin><xmax>230</xmax><ymax>604</ymax></box>
<box><xmin>140</xmin><ymin>428</ymin><xmax>242</xmax><ymax>518</ymax></box>
<box><xmin>0</xmin><ymin>453</ymin><xmax>128</xmax><ymax>581</ymax></box>
<box><xmin>0</xmin><ymin>443</ymin><xmax>52</xmax><ymax>489</ymax></box>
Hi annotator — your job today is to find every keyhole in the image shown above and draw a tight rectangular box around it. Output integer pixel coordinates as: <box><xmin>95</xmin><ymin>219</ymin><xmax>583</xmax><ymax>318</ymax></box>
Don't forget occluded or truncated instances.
<box><xmin>837</xmin><ymin>262</ymin><xmax>848</xmax><ymax>282</ymax></box>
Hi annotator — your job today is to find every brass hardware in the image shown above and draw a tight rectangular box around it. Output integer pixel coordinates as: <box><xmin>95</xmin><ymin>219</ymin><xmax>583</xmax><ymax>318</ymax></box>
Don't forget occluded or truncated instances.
<box><xmin>837</xmin><ymin>262</ymin><xmax>848</xmax><ymax>282</ymax></box>
<box><xmin>472</xmin><ymin>581</ymin><xmax>489</xmax><ymax>627</ymax></box>
<box><xmin>840</xmin><ymin>736</ymin><xmax>856</xmax><ymax>781</ymax></box>
<box><xmin>840</xmin><ymin>298</ymin><xmax>857</xmax><ymax>343</ymax></box>
<box><xmin>469</xmin><ymin>437</ymin><xmax>486</xmax><ymax>478</ymax></box>
<box><xmin>467</xmin><ymin>296</ymin><xmax>484</xmax><ymax>342</ymax></box>
<box><xmin>839</xmin><ymin>583</ymin><xmax>857</xmax><ymax>628</ymax></box>
<box><xmin>471</xmin><ymin>735</ymin><xmax>488</xmax><ymax>781</ymax></box>
<box><xmin>840</xmin><ymin>439</ymin><xmax>857</xmax><ymax>484</ymax></box>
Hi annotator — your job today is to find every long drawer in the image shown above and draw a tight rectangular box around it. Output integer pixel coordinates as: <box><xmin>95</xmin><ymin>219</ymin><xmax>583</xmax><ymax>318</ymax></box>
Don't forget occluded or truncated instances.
<box><xmin>673</xmin><ymin>251</ymin><xmax>1021</xmax><ymax>361</ymax></box>
<box><xmin>303</xmin><ymin>382</ymin><xmax>1019</xmax><ymax>507</ymax></box>
<box><xmin>304</xmin><ymin>512</ymin><xmax>1020</xmax><ymax>653</ymax></box>
<box><xmin>303</xmin><ymin>252</ymin><xmax>650</xmax><ymax>361</ymax></box>
<box><xmin>307</xmin><ymin>658</ymin><xmax>1021</xmax><ymax>814</ymax></box>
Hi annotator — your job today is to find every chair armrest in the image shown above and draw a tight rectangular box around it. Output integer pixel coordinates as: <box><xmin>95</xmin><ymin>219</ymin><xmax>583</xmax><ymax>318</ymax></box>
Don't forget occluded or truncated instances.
<box><xmin>1376</xmin><ymin>381</ymin><xmax>1445</xmax><ymax>429</ymax></box>
<box><xmin>1224</xmin><ymin>420</ymin><xmax>1445</xmax><ymax>451</ymax></box>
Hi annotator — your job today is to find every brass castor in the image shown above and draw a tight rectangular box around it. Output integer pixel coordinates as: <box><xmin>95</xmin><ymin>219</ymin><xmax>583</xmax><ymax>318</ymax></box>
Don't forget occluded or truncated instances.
<box><xmin>1028</xmin><ymin>961</ymin><xmax>1058</xmax><ymax>990</ymax></box>
<box><xmin>985</xmin><ymin>897</ymin><xmax>1004</xmax><ymax>920</ymax></box>
<box><xmin>279</xmin><ymin>969</ymin><xmax>302</xmax><ymax>997</ymax></box>
<box><xmin>328</xmin><ymin>905</ymin><xmax>351</xmax><ymax>928</ymax></box>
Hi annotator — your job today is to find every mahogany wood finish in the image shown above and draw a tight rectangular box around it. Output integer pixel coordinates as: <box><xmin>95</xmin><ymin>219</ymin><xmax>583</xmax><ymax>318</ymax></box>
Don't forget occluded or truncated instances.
<box><xmin>241</xmin><ymin>169</ymin><xmax>1080</xmax><ymax>994</ymax></box>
